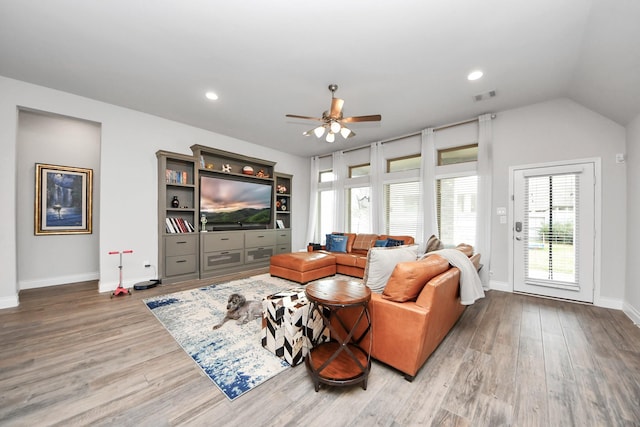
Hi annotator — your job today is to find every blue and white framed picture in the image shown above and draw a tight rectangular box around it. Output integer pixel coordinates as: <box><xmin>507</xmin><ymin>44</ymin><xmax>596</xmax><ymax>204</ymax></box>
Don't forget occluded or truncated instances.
<box><xmin>35</xmin><ymin>163</ymin><xmax>93</xmax><ymax>235</ymax></box>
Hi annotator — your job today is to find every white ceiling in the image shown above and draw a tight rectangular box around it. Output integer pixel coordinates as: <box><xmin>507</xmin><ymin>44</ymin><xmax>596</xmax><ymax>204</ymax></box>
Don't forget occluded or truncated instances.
<box><xmin>1</xmin><ymin>0</ymin><xmax>638</xmax><ymax>157</ymax></box>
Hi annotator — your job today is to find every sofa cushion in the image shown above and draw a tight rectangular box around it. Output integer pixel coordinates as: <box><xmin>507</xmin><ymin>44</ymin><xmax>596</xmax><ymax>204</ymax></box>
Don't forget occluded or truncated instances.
<box><xmin>425</xmin><ymin>234</ymin><xmax>444</xmax><ymax>253</ymax></box>
<box><xmin>385</xmin><ymin>238</ymin><xmax>405</xmax><ymax>247</ymax></box>
<box><xmin>382</xmin><ymin>255</ymin><xmax>451</xmax><ymax>302</ymax></box>
<box><xmin>325</xmin><ymin>234</ymin><xmax>349</xmax><ymax>253</ymax></box>
<box><xmin>352</xmin><ymin>234</ymin><xmax>378</xmax><ymax>252</ymax></box>
<box><xmin>363</xmin><ymin>245</ymin><xmax>419</xmax><ymax>293</ymax></box>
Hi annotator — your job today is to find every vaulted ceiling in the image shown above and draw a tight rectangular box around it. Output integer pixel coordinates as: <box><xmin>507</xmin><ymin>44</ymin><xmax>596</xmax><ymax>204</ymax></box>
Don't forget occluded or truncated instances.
<box><xmin>1</xmin><ymin>0</ymin><xmax>638</xmax><ymax>157</ymax></box>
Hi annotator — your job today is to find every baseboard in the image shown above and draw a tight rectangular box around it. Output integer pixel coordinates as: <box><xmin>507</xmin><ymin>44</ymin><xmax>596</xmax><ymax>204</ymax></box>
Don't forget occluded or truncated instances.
<box><xmin>594</xmin><ymin>295</ymin><xmax>624</xmax><ymax>310</ymax></box>
<box><xmin>489</xmin><ymin>280</ymin><xmax>512</xmax><ymax>293</ymax></box>
<box><xmin>623</xmin><ymin>302</ymin><xmax>640</xmax><ymax>327</ymax></box>
<box><xmin>0</xmin><ymin>294</ymin><xmax>19</xmax><ymax>309</ymax></box>
<box><xmin>19</xmin><ymin>272</ymin><xmax>100</xmax><ymax>290</ymax></box>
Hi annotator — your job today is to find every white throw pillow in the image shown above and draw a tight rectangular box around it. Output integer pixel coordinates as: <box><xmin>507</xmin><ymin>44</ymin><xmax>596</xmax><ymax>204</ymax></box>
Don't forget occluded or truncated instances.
<box><xmin>363</xmin><ymin>245</ymin><xmax>419</xmax><ymax>293</ymax></box>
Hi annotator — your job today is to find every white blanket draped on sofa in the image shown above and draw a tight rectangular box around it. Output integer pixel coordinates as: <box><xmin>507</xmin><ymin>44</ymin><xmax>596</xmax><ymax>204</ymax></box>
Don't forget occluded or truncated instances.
<box><xmin>421</xmin><ymin>249</ymin><xmax>485</xmax><ymax>305</ymax></box>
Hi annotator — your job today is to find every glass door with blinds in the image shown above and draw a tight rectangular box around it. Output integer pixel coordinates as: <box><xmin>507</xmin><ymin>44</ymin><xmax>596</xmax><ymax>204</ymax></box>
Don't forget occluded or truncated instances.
<box><xmin>512</xmin><ymin>162</ymin><xmax>595</xmax><ymax>302</ymax></box>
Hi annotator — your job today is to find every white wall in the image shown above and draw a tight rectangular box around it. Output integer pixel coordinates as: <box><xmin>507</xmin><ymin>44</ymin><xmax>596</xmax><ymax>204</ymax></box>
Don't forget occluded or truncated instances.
<box><xmin>0</xmin><ymin>76</ymin><xmax>309</xmax><ymax>307</ymax></box>
<box><xmin>625</xmin><ymin>113</ymin><xmax>640</xmax><ymax>324</ymax></box>
<box><xmin>17</xmin><ymin>110</ymin><xmax>101</xmax><ymax>289</ymax></box>
<box><xmin>491</xmin><ymin>98</ymin><xmax>627</xmax><ymax>306</ymax></box>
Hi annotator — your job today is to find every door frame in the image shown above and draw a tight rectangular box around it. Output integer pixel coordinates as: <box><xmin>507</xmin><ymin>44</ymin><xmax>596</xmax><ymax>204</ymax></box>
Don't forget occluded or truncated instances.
<box><xmin>508</xmin><ymin>158</ymin><xmax>602</xmax><ymax>303</ymax></box>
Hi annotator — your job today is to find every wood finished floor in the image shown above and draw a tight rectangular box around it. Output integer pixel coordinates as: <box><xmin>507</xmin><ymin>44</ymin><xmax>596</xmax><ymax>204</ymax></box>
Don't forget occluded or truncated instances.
<box><xmin>1</xmin><ymin>270</ymin><xmax>639</xmax><ymax>427</ymax></box>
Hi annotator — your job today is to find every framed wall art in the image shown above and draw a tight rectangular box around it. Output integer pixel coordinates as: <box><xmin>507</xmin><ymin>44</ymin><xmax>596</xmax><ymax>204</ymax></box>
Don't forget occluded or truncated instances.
<box><xmin>35</xmin><ymin>163</ymin><xmax>93</xmax><ymax>235</ymax></box>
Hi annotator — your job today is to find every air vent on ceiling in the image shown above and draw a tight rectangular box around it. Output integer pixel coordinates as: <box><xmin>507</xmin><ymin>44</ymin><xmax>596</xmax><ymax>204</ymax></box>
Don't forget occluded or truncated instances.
<box><xmin>473</xmin><ymin>90</ymin><xmax>496</xmax><ymax>102</ymax></box>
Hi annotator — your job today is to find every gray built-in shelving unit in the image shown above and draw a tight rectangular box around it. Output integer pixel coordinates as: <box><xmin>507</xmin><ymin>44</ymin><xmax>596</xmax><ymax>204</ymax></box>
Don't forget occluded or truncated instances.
<box><xmin>156</xmin><ymin>145</ymin><xmax>292</xmax><ymax>283</ymax></box>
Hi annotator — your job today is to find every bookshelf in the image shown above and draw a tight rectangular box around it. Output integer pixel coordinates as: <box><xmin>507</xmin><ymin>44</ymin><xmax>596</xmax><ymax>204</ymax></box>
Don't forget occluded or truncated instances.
<box><xmin>274</xmin><ymin>172</ymin><xmax>292</xmax><ymax>253</ymax></box>
<box><xmin>156</xmin><ymin>150</ymin><xmax>199</xmax><ymax>283</ymax></box>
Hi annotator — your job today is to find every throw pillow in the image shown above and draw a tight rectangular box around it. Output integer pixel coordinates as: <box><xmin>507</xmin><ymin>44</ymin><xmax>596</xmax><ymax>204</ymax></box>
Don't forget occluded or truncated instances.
<box><xmin>382</xmin><ymin>255</ymin><xmax>450</xmax><ymax>302</ymax></box>
<box><xmin>374</xmin><ymin>239</ymin><xmax>388</xmax><ymax>247</ymax></box>
<box><xmin>385</xmin><ymin>238</ymin><xmax>405</xmax><ymax>247</ymax></box>
<box><xmin>363</xmin><ymin>244</ymin><xmax>419</xmax><ymax>293</ymax></box>
<box><xmin>326</xmin><ymin>234</ymin><xmax>348</xmax><ymax>253</ymax></box>
<box><xmin>352</xmin><ymin>234</ymin><xmax>379</xmax><ymax>251</ymax></box>
<box><xmin>425</xmin><ymin>234</ymin><xmax>444</xmax><ymax>253</ymax></box>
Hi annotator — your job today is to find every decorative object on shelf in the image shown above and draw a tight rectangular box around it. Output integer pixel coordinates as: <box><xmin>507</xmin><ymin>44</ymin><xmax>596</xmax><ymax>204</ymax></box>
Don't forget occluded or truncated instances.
<box><xmin>222</xmin><ymin>164</ymin><xmax>232</xmax><ymax>173</ymax></box>
<box><xmin>279</xmin><ymin>198</ymin><xmax>287</xmax><ymax>211</ymax></box>
<box><xmin>242</xmin><ymin>165</ymin><xmax>254</xmax><ymax>175</ymax></box>
<box><xmin>277</xmin><ymin>184</ymin><xmax>287</xmax><ymax>193</ymax></box>
<box><xmin>256</xmin><ymin>169</ymin><xmax>269</xmax><ymax>178</ymax></box>
<box><xmin>205</xmin><ymin>163</ymin><xmax>214</xmax><ymax>170</ymax></box>
<box><xmin>199</xmin><ymin>155</ymin><xmax>205</xmax><ymax>168</ymax></box>
<box><xmin>276</xmin><ymin>219</ymin><xmax>285</xmax><ymax>229</ymax></box>
<box><xmin>201</xmin><ymin>214</ymin><xmax>208</xmax><ymax>232</ymax></box>
<box><xmin>35</xmin><ymin>163</ymin><xmax>93</xmax><ymax>235</ymax></box>
<box><xmin>171</xmin><ymin>195</ymin><xmax>180</xmax><ymax>208</ymax></box>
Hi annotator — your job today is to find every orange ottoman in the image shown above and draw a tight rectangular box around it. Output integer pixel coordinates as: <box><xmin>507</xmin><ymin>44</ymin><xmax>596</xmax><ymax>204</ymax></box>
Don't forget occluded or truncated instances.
<box><xmin>270</xmin><ymin>252</ymin><xmax>336</xmax><ymax>284</ymax></box>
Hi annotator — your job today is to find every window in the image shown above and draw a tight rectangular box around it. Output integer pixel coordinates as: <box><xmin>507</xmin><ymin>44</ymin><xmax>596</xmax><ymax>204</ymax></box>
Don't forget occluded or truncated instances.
<box><xmin>319</xmin><ymin>170</ymin><xmax>334</xmax><ymax>182</ymax></box>
<box><xmin>384</xmin><ymin>181</ymin><xmax>420</xmax><ymax>237</ymax></box>
<box><xmin>347</xmin><ymin>187</ymin><xmax>370</xmax><ymax>233</ymax></box>
<box><xmin>437</xmin><ymin>175</ymin><xmax>477</xmax><ymax>246</ymax></box>
<box><xmin>349</xmin><ymin>164</ymin><xmax>370</xmax><ymax>178</ymax></box>
<box><xmin>437</xmin><ymin>144</ymin><xmax>478</xmax><ymax>166</ymax></box>
<box><xmin>387</xmin><ymin>155</ymin><xmax>420</xmax><ymax>173</ymax></box>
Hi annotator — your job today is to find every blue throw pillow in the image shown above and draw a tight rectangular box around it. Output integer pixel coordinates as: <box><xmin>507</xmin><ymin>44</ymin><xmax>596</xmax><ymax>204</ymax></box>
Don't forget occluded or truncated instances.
<box><xmin>374</xmin><ymin>239</ymin><xmax>389</xmax><ymax>247</ymax></box>
<box><xmin>326</xmin><ymin>234</ymin><xmax>348</xmax><ymax>253</ymax></box>
<box><xmin>325</xmin><ymin>234</ymin><xmax>334</xmax><ymax>251</ymax></box>
<box><xmin>385</xmin><ymin>238</ymin><xmax>405</xmax><ymax>247</ymax></box>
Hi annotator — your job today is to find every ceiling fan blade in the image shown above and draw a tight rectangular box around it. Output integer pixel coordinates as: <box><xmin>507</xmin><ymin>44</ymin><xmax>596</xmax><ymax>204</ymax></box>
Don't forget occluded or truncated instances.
<box><xmin>286</xmin><ymin>114</ymin><xmax>323</xmax><ymax>121</ymax></box>
<box><xmin>341</xmin><ymin>114</ymin><xmax>382</xmax><ymax>123</ymax></box>
<box><xmin>329</xmin><ymin>98</ymin><xmax>344</xmax><ymax>118</ymax></box>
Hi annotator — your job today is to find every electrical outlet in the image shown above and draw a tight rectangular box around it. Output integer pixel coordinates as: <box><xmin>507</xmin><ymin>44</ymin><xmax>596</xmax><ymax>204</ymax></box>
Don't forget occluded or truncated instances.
<box><xmin>143</xmin><ymin>260</ymin><xmax>150</xmax><ymax>268</ymax></box>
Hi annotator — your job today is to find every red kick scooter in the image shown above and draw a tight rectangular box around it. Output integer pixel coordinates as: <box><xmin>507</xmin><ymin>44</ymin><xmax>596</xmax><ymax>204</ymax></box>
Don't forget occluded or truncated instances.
<box><xmin>109</xmin><ymin>250</ymin><xmax>133</xmax><ymax>298</ymax></box>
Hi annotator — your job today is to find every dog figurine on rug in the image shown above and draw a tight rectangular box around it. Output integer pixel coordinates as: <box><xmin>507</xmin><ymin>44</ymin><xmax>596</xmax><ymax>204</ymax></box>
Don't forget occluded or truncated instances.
<box><xmin>212</xmin><ymin>293</ymin><xmax>262</xmax><ymax>329</ymax></box>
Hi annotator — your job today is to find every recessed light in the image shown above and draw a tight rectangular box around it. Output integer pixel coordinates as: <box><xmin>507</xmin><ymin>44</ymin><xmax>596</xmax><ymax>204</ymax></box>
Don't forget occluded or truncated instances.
<box><xmin>205</xmin><ymin>91</ymin><xmax>219</xmax><ymax>100</ymax></box>
<box><xmin>467</xmin><ymin>70</ymin><xmax>483</xmax><ymax>81</ymax></box>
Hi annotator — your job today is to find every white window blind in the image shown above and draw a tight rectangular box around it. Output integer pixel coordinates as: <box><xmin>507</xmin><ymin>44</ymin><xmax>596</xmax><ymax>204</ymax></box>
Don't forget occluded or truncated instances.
<box><xmin>437</xmin><ymin>175</ymin><xmax>477</xmax><ymax>246</ymax></box>
<box><xmin>384</xmin><ymin>181</ymin><xmax>419</xmax><ymax>237</ymax></box>
<box><xmin>524</xmin><ymin>173</ymin><xmax>578</xmax><ymax>285</ymax></box>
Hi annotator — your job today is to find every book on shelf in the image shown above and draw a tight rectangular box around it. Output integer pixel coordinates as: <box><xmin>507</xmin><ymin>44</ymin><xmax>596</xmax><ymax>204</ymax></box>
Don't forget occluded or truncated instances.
<box><xmin>165</xmin><ymin>169</ymin><xmax>190</xmax><ymax>184</ymax></box>
<box><xmin>166</xmin><ymin>217</ymin><xmax>194</xmax><ymax>233</ymax></box>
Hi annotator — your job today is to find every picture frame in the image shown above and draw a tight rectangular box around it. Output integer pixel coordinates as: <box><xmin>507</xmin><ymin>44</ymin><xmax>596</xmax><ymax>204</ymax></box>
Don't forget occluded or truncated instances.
<box><xmin>35</xmin><ymin>163</ymin><xmax>93</xmax><ymax>235</ymax></box>
<box><xmin>276</xmin><ymin>219</ymin><xmax>285</xmax><ymax>229</ymax></box>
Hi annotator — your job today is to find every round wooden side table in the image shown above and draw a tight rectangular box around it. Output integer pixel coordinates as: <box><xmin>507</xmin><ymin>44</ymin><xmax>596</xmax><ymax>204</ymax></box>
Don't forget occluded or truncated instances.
<box><xmin>304</xmin><ymin>278</ymin><xmax>372</xmax><ymax>391</ymax></box>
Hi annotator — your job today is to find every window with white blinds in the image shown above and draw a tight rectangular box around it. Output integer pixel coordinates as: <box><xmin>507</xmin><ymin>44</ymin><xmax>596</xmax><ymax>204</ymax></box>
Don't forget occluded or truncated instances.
<box><xmin>347</xmin><ymin>186</ymin><xmax>371</xmax><ymax>233</ymax></box>
<box><xmin>384</xmin><ymin>181</ymin><xmax>420</xmax><ymax>237</ymax></box>
<box><xmin>524</xmin><ymin>173</ymin><xmax>578</xmax><ymax>284</ymax></box>
<box><xmin>436</xmin><ymin>175</ymin><xmax>477</xmax><ymax>246</ymax></box>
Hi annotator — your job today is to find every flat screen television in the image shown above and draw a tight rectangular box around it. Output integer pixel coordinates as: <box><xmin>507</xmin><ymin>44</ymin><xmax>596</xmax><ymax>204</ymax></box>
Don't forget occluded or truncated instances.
<box><xmin>200</xmin><ymin>175</ymin><xmax>272</xmax><ymax>229</ymax></box>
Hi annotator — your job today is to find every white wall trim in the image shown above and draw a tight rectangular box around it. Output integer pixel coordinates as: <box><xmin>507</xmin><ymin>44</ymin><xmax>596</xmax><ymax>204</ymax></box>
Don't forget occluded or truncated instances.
<box><xmin>19</xmin><ymin>272</ymin><xmax>100</xmax><ymax>290</ymax></box>
<box><xmin>594</xmin><ymin>296</ymin><xmax>623</xmax><ymax>310</ymax></box>
<box><xmin>0</xmin><ymin>294</ymin><xmax>19</xmax><ymax>309</ymax></box>
<box><xmin>490</xmin><ymin>280</ymin><xmax>512</xmax><ymax>293</ymax></box>
<box><xmin>623</xmin><ymin>302</ymin><xmax>640</xmax><ymax>327</ymax></box>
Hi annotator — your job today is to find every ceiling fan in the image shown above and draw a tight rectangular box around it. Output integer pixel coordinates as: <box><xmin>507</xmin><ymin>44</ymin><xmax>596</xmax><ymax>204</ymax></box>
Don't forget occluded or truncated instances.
<box><xmin>286</xmin><ymin>84</ymin><xmax>381</xmax><ymax>143</ymax></box>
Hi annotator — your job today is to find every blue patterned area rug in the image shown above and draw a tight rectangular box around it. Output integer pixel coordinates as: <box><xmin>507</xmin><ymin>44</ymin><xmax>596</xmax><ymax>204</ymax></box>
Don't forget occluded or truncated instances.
<box><xmin>143</xmin><ymin>273</ymin><xmax>296</xmax><ymax>401</ymax></box>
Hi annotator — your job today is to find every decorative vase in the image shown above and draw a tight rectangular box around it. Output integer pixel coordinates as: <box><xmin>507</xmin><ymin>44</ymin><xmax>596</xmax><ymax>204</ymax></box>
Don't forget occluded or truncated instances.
<box><xmin>171</xmin><ymin>196</ymin><xmax>180</xmax><ymax>208</ymax></box>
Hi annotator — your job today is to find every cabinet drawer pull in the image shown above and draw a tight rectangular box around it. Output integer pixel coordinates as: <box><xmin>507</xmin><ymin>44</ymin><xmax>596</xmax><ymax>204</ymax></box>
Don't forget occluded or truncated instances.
<box><xmin>176</xmin><ymin>259</ymin><xmax>187</xmax><ymax>263</ymax></box>
<box><xmin>256</xmin><ymin>235</ymin><xmax>264</xmax><ymax>238</ymax></box>
<box><xmin>176</xmin><ymin>241</ymin><xmax>187</xmax><ymax>244</ymax></box>
<box><xmin>221</xmin><ymin>251</ymin><xmax>229</xmax><ymax>255</ymax></box>
<box><xmin>220</xmin><ymin>238</ymin><xmax>230</xmax><ymax>241</ymax></box>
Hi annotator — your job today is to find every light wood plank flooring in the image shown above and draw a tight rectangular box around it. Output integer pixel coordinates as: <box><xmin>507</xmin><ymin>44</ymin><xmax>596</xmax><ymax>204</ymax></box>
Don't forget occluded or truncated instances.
<box><xmin>1</xmin><ymin>270</ymin><xmax>639</xmax><ymax>426</ymax></box>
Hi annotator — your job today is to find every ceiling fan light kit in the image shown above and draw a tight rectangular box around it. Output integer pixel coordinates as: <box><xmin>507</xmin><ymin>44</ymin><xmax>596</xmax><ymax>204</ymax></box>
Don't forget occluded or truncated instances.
<box><xmin>286</xmin><ymin>84</ymin><xmax>381</xmax><ymax>143</ymax></box>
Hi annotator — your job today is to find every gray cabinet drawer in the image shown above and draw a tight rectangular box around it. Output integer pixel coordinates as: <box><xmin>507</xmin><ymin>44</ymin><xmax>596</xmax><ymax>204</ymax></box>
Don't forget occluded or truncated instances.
<box><xmin>245</xmin><ymin>230</ymin><xmax>276</xmax><ymax>248</ymax></box>
<box><xmin>165</xmin><ymin>235</ymin><xmax>197</xmax><ymax>256</ymax></box>
<box><xmin>276</xmin><ymin>230</ymin><xmax>291</xmax><ymax>244</ymax></box>
<box><xmin>203</xmin><ymin>250</ymin><xmax>244</xmax><ymax>271</ymax></box>
<box><xmin>245</xmin><ymin>246</ymin><xmax>275</xmax><ymax>264</ymax></box>
<box><xmin>275</xmin><ymin>244</ymin><xmax>292</xmax><ymax>254</ymax></box>
<box><xmin>166</xmin><ymin>254</ymin><xmax>197</xmax><ymax>276</ymax></box>
<box><xmin>203</xmin><ymin>232</ymin><xmax>243</xmax><ymax>252</ymax></box>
